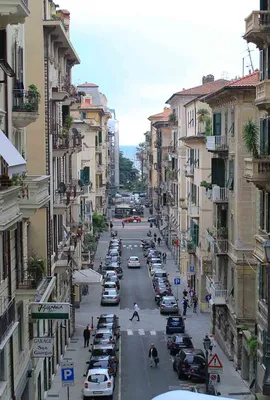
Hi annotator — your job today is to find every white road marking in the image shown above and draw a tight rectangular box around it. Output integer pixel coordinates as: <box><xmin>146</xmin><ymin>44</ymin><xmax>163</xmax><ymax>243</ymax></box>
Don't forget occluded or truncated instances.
<box><xmin>138</xmin><ymin>329</ymin><xmax>145</xmax><ymax>335</ymax></box>
<box><xmin>134</xmin><ymin>245</ymin><xmax>137</xmax><ymax>247</ymax></box>
<box><xmin>127</xmin><ymin>329</ymin><xmax>133</xmax><ymax>335</ymax></box>
<box><xmin>118</xmin><ymin>335</ymin><xmax>122</xmax><ymax>400</ymax></box>
<box><xmin>150</xmin><ymin>331</ymin><xmax>156</xmax><ymax>335</ymax></box>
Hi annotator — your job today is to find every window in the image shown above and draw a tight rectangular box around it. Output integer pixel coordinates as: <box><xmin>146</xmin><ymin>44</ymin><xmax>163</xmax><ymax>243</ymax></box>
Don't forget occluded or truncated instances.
<box><xmin>231</xmin><ymin>267</ymin><xmax>235</xmax><ymax>298</ymax></box>
<box><xmin>2</xmin><ymin>231</ymin><xmax>10</xmax><ymax>280</ymax></box>
<box><xmin>213</xmin><ymin>113</ymin><xmax>221</xmax><ymax>136</ymax></box>
<box><xmin>81</xmin><ymin>112</ymin><xmax>86</xmax><ymax>119</ymax></box>
<box><xmin>17</xmin><ymin>302</ymin><xmax>24</xmax><ymax>352</ymax></box>
<box><xmin>260</xmin><ymin>50</ymin><xmax>264</xmax><ymax>81</ymax></box>
<box><xmin>98</xmin><ymin>131</ymin><xmax>102</xmax><ymax>144</ymax></box>
<box><xmin>190</xmin><ymin>183</ymin><xmax>197</xmax><ymax>205</ymax></box>
<box><xmin>230</xmin><ymin>106</ymin><xmax>235</xmax><ymax>137</ymax></box>
<box><xmin>259</xmin><ymin>263</ymin><xmax>268</xmax><ymax>302</ymax></box>
<box><xmin>227</xmin><ymin>159</ymin><xmax>234</xmax><ymax>191</ymax></box>
<box><xmin>260</xmin><ymin>191</ymin><xmax>265</xmax><ymax>230</ymax></box>
<box><xmin>189</xmin><ymin>149</ymin><xmax>194</xmax><ymax>165</ymax></box>
<box><xmin>192</xmin><ymin>110</ymin><xmax>194</xmax><ymax>127</ymax></box>
<box><xmin>224</xmin><ymin>111</ymin><xmax>228</xmax><ymax>135</ymax></box>
<box><xmin>211</xmin><ymin>158</ymin><xmax>225</xmax><ymax>187</ymax></box>
<box><xmin>190</xmin><ymin>220</ymin><xmax>199</xmax><ymax>246</ymax></box>
<box><xmin>260</xmin><ymin>118</ymin><xmax>270</xmax><ymax>155</ymax></box>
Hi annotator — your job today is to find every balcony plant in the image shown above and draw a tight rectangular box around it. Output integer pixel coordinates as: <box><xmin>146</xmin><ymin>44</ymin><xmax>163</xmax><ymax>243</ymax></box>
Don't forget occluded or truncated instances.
<box><xmin>28</xmin><ymin>257</ymin><xmax>46</xmax><ymax>281</ymax></box>
<box><xmin>200</xmin><ymin>180</ymin><xmax>212</xmax><ymax>190</ymax></box>
<box><xmin>247</xmin><ymin>336</ymin><xmax>258</xmax><ymax>357</ymax></box>
<box><xmin>29</xmin><ymin>84</ymin><xmax>41</xmax><ymax>103</ymax></box>
<box><xmin>179</xmin><ymin>198</ymin><xmax>185</xmax><ymax>202</ymax></box>
<box><xmin>169</xmin><ymin>112</ymin><xmax>177</xmax><ymax>124</ymax></box>
<box><xmin>11</xmin><ymin>173</ymin><xmax>29</xmax><ymax>199</ymax></box>
<box><xmin>0</xmin><ymin>173</ymin><xmax>12</xmax><ymax>189</ymax></box>
<box><xmin>243</xmin><ymin>119</ymin><xmax>259</xmax><ymax>158</ymax></box>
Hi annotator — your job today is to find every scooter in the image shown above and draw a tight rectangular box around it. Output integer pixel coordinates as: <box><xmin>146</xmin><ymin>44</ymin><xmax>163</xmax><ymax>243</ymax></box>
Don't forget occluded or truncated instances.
<box><xmin>147</xmin><ymin>231</ymin><xmax>152</xmax><ymax>237</ymax></box>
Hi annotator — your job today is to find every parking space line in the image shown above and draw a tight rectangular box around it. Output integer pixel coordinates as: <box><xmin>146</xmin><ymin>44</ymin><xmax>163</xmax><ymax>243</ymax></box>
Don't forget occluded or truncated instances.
<box><xmin>127</xmin><ymin>329</ymin><xmax>133</xmax><ymax>335</ymax></box>
<box><xmin>138</xmin><ymin>329</ymin><xmax>145</xmax><ymax>335</ymax></box>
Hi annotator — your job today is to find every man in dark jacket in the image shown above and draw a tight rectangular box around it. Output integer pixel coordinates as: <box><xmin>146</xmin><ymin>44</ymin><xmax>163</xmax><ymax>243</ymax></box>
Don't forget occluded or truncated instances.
<box><xmin>83</xmin><ymin>325</ymin><xmax>91</xmax><ymax>347</ymax></box>
<box><xmin>149</xmin><ymin>343</ymin><xmax>159</xmax><ymax>367</ymax></box>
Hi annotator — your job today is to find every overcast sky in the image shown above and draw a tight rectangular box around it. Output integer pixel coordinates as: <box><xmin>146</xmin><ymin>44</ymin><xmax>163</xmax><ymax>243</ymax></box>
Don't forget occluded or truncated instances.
<box><xmin>63</xmin><ymin>0</ymin><xmax>259</xmax><ymax>145</ymax></box>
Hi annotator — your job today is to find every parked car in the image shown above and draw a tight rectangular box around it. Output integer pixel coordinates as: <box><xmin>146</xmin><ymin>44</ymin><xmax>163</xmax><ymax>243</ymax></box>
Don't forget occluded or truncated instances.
<box><xmin>103</xmin><ymin>265</ymin><xmax>123</xmax><ymax>279</ymax></box>
<box><xmin>83</xmin><ymin>368</ymin><xmax>115</xmax><ymax>399</ymax></box>
<box><xmin>108</xmin><ymin>248</ymin><xmax>120</xmax><ymax>257</ymax></box>
<box><xmin>97</xmin><ymin>314</ymin><xmax>120</xmax><ymax>338</ymax></box>
<box><xmin>92</xmin><ymin>329</ymin><xmax>117</xmax><ymax>346</ymax></box>
<box><xmin>127</xmin><ymin>256</ymin><xmax>141</xmax><ymax>268</ymax></box>
<box><xmin>105</xmin><ymin>276</ymin><xmax>120</xmax><ymax>291</ymax></box>
<box><xmin>160</xmin><ymin>296</ymin><xmax>179</xmax><ymax>315</ymax></box>
<box><xmin>167</xmin><ymin>333</ymin><xmax>194</xmax><ymax>355</ymax></box>
<box><xmin>86</xmin><ymin>356</ymin><xmax>117</xmax><ymax>377</ymax></box>
<box><xmin>101</xmin><ymin>289</ymin><xmax>120</xmax><ymax>306</ymax></box>
<box><xmin>90</xmin><ymin>344</ymin><xmax>119</xmax><ymax>363</ymax></box>
<box><xmin>173</xmin><ymin>348</ymin><xmax>206</xmax><ymax>381</ymax></box>
<box><xmin>166</xmin><ymin>316</ymin><xmax>185</xmax><ymax>334</ymax></box>
<box><xmin>152</xmin><ymin>271</ymin><xmax>169</xmax><ymax>279</ymax></box>
<box><xmin>109</xmin><ymin>245</ymin><xmax>122</xmax><ymax>256</ymax></box>
<box><xmin>149</xmin><ymin>257</ymin><xmax>162</xmax><ymax>267</ymax></box>
<box><xmin>150</xmin><ymin>264</ymin><xmax>165</xmax><ymax>276</ymax></box>
<box><xmin>103</xmin><ymin>281</ymin><xmax>120</xmax><ymax>292</ymax></box>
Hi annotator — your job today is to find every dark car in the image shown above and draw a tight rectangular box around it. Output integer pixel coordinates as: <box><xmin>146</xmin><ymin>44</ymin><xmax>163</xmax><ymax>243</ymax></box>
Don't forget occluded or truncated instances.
<box><xmin>167</xmin><ymin>334</ymin><xmax>194</xmax><ymax>355</ymax></box>
<box><xmin>173</xmin><ymin>348</ymin><xmax>206</xmax><ymax>381</ymax></box>
<box><xmin>148</xmin><ymin>216</ymin><xmax>156</xmax><ymax>223</ymax></box>
<box><xmin>166</xmin><ymin>316</ymin><xmax>185</xmax><ymax>334</ymax></box>
<box><xmin>86</xmin><ymin>355</ymin><xmax>117</xmax><ymax>376</ymax></box>
<box><xmin>97</xmin><ymin>314</ymin><xmax>120</xmax><ymax>338</ymax></box>
<box><xmin>89</xmin><ymin>344</ymin><xmax>119</xmax><ymax>364</ymax></box>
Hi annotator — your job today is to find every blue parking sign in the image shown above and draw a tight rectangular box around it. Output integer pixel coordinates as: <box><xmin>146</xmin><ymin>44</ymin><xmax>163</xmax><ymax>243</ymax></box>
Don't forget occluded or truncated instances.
<box><xmin>61</xmin><ymin>361</ymin><xmax>74</xmax><ymax>387</ymax></box>
<box><xmin>189</xmin><ymin>265</ymin><xmax>195</xmax><ymax>273</ymax></box>
<box><xmin>174</xmin><ymin>277</ymin><xmax>181</xmax><ymax>285</ymax></box>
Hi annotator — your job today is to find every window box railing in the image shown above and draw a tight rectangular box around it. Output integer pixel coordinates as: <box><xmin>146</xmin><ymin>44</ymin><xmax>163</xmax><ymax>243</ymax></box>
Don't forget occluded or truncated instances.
<box><xmin>13</xmin><ymin>89</ymin><xmax>38</xmax><ymax>113</ymax></box>
<box><xmin>0</xmin><ymin>298</ymin><xmax>15</xmax><ymax>344</ymax></box>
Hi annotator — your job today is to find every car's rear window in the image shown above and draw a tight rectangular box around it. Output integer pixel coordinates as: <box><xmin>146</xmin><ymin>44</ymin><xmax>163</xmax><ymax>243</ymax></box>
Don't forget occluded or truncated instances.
<box><xmin>163</xmin><ymin>299</ymin><xmax>176</xmax><ymax>305</ymax></box>
<box><xmin>130</xmin><ymin>257</ymin><xmax>139</xmax><ymax>261</ymax></box>
<box><xmin>175</xmin><ymin>336</ymin><xmax>192</xmax><ymax>345</ymax></box>
<box><xmin>104</xmin><ymin>290</ymin><xmax>117</xmax><ymax>295</ymax></box>
<box><xmin>169</xmin><ymin>317</ymin><xmax>183</xmax><ymax>324</ymax></box>
<box><xmin>88</xmin><ymin>374</ymin><xmax>108</xmax><ymax>383</ymax></box>
<box><xmin>93</xmin><ymin>348</ymin><xmax>115</xmax><ymax>357</ymax></box>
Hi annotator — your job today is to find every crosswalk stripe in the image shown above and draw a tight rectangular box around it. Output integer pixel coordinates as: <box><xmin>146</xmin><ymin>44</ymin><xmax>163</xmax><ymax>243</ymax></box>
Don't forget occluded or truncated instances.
<box><xmin>150</xmin><ymin>331</ymin><xmax>156</xmax><ymax>335</ymax></box>
<box><xmin>134</xmin><ymin>245</ymin><xmax>137</xmax><ymax>247</ymax></box>
<box><xmin>138</xmin><ymin>329</ymin><xmax>145</xmax><ymax>335</ymax></box>
<box><xmin>127</xmin><ymin>329</ymin><xmax>133</xmax><ymax>335</ymax></box>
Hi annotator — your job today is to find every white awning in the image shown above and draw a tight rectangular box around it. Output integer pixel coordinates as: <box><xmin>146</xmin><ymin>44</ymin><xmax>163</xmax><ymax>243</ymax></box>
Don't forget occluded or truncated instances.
<box><xmin>0</xmin><ymin>130</ymin><xmax>26</xmax><ymax>175</ymax></box>
<box><xmin>73</xmin><ymin>269</ymin><xmax>102</xmax><ymax>285</ymax></box>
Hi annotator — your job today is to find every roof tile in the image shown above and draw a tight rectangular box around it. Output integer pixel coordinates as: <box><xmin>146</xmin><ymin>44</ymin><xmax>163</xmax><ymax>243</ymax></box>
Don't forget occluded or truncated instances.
<box><xmin>227</xmin><ymin>71</ymin><xmax>259</xmax><ymax>87</ymax></box>
<box><xmin>77</xmin><ymin>83</ymin><xmax>99</xmax><ymax>88</ymax></box>
<box><xmin>175</xmin><ymin>79</ymin><xmax>230</xmax><ymax>96</ymax></box>
<box><xmin>148</xmin><ymin>107</ymin><xmax>171</xmax><ymax>121</ymax></box>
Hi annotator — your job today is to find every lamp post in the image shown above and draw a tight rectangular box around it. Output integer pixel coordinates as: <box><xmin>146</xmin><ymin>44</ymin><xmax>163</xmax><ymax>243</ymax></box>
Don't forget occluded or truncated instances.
<box><xmin>203</xmin><ymin>334</ymin><xmax>211</xmax><ymax>394</ymax></box>
<box><xmin>262</xmin><ymin>241</ymin><xmax>270</xmax><ymax>395</ymax></box>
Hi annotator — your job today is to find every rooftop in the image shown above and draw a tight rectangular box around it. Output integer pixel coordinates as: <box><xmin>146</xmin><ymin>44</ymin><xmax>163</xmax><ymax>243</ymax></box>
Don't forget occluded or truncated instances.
<box><xmin>227</xmin><ymin>70</ymin><xmax>259</xmax><ymax>87</ymax></box>
<box><xmin>77</xmin><ymin>83</ymin><xmax>99</xmax><ymax>88</ymax></box>
<box><xmin>148</xmin><ymin>107</ymin><xmax>171</xmax><ymax>121</ymax></box>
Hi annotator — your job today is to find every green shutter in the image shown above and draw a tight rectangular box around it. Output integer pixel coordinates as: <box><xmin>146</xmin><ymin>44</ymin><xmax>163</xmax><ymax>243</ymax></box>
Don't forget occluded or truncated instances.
<box><xmin>80</xmin><ymin>167</ymin><xmax>90</xmax><ymax>185</ymax></box>
<box><xmin>258</xmin><ymin>263</ymin><xmax>263</xmax><ymax>299</ymax></box>
<box><xmin>194</xmin><ymin>224</ymin><xmax>199</xmax><ymax>247</ymax></box>
<box><xmin>98</xmin><ymin>131</ymin><xmax>102</xmax><ymax>144</ymax></box>
<box><xmin>213</xmin><ymin>113</ymin><xmax>221</xmax><ymax>136</ymax></box>
<box><xmin>211</xmin><ymin>158</ymin><xmax>225</xmax><ymax>186</ymax></box>
<box><xmin>263</xmin><ymin>329</ymin><xmax>267</xmax><ymax>365</ymax></box>
<box><xmin>260</xmin><ymin>191</ymin><xmax>265</xmax><ymax>230</ymax></box>
<box><xmin>261</xmin><ymin>0</ymin><xmax>268</xmax><ymax>10</ymax></box>
<box><xmin>260</xmin><ymin>50</ymin><xmax>264</xmax><ymax>82</ymax></box>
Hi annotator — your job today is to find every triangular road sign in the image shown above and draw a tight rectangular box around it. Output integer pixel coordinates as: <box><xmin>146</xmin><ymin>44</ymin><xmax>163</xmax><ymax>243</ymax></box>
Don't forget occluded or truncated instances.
<box><xmin>208</xmin><ymin>353</ymin><xmax>223</xmax><ymax>368</ymax></box>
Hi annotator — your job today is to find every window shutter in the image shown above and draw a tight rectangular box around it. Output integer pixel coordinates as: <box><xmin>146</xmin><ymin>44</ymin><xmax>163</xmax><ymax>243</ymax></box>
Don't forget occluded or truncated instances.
<box><xmin>260</xmin><ymin>191</ymin><xmax>265</xmax><ymax>230</ymax></box>
<box><xmin>267</xmin><ymin>193</ymin><xmax>270</xmax><ymax>233</ymax></box>
<box><xmin>197</xmin><ymin>149</ymin><xmax>200</xmax><ymax>168</ymax></box>
<box><xmin>260</xmin><ymin>50</ymin><xmax>264</xmax><ymax>81</ymax></box>
<box><xmin>194</xmin><ymin>224</ymin><xmax>199</xmax><ymax>247</ymax></box>
<box><xmin>266</xmin><ymin>48</ymin><xmax>269</xmax><ymax>80</ymax></box>
<box><xmin>258</xmin><ymin>263</ymin><xmax>263</xmax><ymax>299</ymax></box>
<box><xmin>211</xmin><ymin>158</ymin><xmax>225</xmax><ymax>186</ymax></box>
<box><xmin>98</xmin><ymin>131</ymin><xmax>102</xmax><ymax>143</ymax></box>
<box><xmin>213</xmin><ymin>113</ymin><xmax>221</xmax><ymax>136</ymax></box>
<box><xmin>260</xmin><ymin>0</ymin><xmax>268</xmax><ymax>10</ymax></box>
<box><xmin>81</xmin><ymin>167</ymin><xmax>90</xmax><ymax>185</ymax></box>
<box><xmin>190</xmin><ymin>149</ymin><xmax>194</xmax><ymax>164</ymax></box>
<box><xmin>263</xmin><ymin>329</ymin><xmax>267</xmax><ymax>365</ymax></box>
<box><xmin>227</xmin><ymin>159</ymin><xmax>234</xmax><ymax>190</ymax></box>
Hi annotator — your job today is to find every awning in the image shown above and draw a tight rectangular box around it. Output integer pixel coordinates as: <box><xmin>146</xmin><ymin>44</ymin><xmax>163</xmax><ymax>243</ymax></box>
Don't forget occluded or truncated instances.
<box><xmin>0</xmin><ymin>130</ymin><xmax>26</xmax><ymax>175</ymax></box>
<box><xmin>73</xmin><ymin>269</ymin><xmax>102</xmax><ymax>285</ymax></box>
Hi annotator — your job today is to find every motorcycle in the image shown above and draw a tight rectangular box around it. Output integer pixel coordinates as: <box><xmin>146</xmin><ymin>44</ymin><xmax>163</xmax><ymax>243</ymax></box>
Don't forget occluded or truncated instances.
<box><xmin>147</xmin><ymin>231</ymin><xmax>152</xmax><ymax>237</ymax></box>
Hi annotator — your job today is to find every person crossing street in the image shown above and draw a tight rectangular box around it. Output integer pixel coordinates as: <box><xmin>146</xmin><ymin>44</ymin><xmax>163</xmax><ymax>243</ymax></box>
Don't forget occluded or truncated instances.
<box><xmin>129</xmin><ymin>302</ymin><xmax>140</xmax><ymax>321</ymax></box>
<box><xmin>149</xmin><ymin>344</ymin><xmax>159</xmax><ymax>367</ymax></box>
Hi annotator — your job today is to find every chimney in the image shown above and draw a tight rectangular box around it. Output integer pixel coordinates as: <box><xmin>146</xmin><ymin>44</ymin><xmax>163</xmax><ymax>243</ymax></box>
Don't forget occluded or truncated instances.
<box><xmin>202</xmin><ymin>74</ymin><xmax>214</xmax><ymax>84</ymax></box>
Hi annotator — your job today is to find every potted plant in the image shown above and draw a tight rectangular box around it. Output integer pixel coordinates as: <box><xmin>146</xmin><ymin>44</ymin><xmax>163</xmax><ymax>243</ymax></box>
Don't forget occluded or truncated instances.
<box><xmin>28</xmin><ymin>257</ymin><xmax>46</xmax><ymax>281</ymax></box>
<box><xmin>169</xmin><ymin>113</ymin><xmax>177</xmax><ymax>124</ymax></box>
<box><xmin>200</xmin><ymin>180</ymin><xmax>212</xmax><ymax>190</ymax></box>
<box><xmin>28</xmin><ymin>84</ymin><xmax>41</xmax><ymax>103</ymax></box>
<box><xmin>243</xmin><ymin>119</ymin><xmax>259</xmax><ymax>158</ymax></box>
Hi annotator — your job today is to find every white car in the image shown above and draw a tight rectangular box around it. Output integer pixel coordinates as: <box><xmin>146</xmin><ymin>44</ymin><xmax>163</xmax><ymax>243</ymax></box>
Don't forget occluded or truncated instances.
<box><xmin>83</xmin><ymin>368</ymin><xmax>114</xmax><ymax>399</ymax></box>
<box><xmin>127</xmin><ymin>256</ymin><xmax>141</xmax><ymax>268</ymax></box>
<box><xmin>150</xmin><ymin>263</ymin><xmax>164</xmax><ymax>276</ymax></box>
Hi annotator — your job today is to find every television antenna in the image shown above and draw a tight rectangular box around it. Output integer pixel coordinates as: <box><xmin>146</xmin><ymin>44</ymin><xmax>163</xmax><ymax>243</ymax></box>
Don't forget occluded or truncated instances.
<box><xmin>242</xmin><ymin>45</ymin><xmax>254</xmax><ymax>76</ymax></box>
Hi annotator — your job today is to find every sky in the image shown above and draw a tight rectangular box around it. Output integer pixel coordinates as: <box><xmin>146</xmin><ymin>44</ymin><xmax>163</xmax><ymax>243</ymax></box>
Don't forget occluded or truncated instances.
<box><xmin>62</xmin><ymin>0</ymin><xmax>259</xmax><ymax>145</ymax></box>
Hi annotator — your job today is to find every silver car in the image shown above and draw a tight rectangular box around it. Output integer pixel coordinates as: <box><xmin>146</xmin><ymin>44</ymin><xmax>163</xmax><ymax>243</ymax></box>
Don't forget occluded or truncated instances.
<box><xmin>101</xmin><ymin>289</ymin><xmax>120</xmax><ymax>305</ymax></box>
<box><xmin>160</xmin><ymin>296</ymin><xmax>179</xmax><ymax>314</ymax></box>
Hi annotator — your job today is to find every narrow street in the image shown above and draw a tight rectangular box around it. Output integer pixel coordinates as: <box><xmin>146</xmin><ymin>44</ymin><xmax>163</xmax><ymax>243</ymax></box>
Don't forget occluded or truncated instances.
<box><xmin>47</xmin><ymin>215</ymin><xmax>254</xmax><ymax>400</ymax></box>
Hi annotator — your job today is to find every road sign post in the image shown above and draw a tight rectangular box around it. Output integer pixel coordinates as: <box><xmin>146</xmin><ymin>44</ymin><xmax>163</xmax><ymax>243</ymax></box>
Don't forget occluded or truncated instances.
<box><xmin>61</xmin><ymin>361</ymin><xmax>75</xmax><ymax>389</ymax></box>
<box><xmin>174</xmin><ymin>277</ymin><xmax>181</xmax><ymax>302</ymax></box>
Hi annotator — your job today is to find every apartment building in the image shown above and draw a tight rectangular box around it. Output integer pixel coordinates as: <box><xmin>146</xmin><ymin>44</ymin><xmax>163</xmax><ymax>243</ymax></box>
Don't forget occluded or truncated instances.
<box><xmin>244</xmin><ymin>1</ymin><xmax>270</xmax><ymax>392</ymax></box>
<box><xmin>24</xmin><ymin>0</ymin><xmax>85</xmax><ymax>398</ymax></box>
<box><xmin>108</xmin><ymin>109</ymin><xmax>120</xmax><ymax>193</ymax></box>
<box><xmin>75</xmin><ymin>83</ymin><xmax>111</xmax><ymax>216</ymax></box>
<box><xmin>165</xmin><ymin>76</ymin><xmax>229</xmax><ymax>266</ymax></box>
<box><xmin>180</xmin><ymin>99</ymin><xmax>213</xmax><ymax>308</ymax></box>
<box><xmin>202</xmin><ymin>73</ymin><xmax>258</xmax><ymax>378</ymax></box>
<box><xmin>147</xmin><ymin>107</ymin><xmax>171</xmax><ymax>217</ymax></box>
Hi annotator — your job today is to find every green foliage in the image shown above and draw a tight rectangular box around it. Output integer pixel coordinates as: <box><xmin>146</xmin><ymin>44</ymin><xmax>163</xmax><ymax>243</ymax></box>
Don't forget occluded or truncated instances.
<box><xmin>169</xmin><ymin>113</ymin><xmax>177</xmax><ymax>123</ymax></box>
<box><xmin>205</xmin><ymin>115</ymin><xmax>212</xmax><ymax>136</ymax></box>
<box><xmin>247</xmin><ymin>336</ymin><xmax>258</xmax><ymax>357</ymax></box>
<box><xmin>197</xmin><ymin>108</ymin><xmax>210</xmax><ymax>123</ymax></box>
<box><xmin>28</xmin><ymin>84</ymin><xmax>41</xmax><ymax>103</ymax></box>
<box><xmin>200</xmin><ymin>180</ymin><xmax>212</xmax><ymax>190</ymax></box>
<box><xmin>243</xmin><ymin>119</ymin><xmax>259</xmax><ymax>158</ymax></box>
<box><xmin>92</xmin><ymin>212</ymin><xmax>108</xmax><ymax>235</ymax></box>
<box><xmin>119</xmin><ymin>151</ymin><xmax>139</xmax><ymax>189</ymax></box>
<box><xmin>28</xmin><ymin>257</ymin><xmax>46</xmax><ymax>279</ymax></box>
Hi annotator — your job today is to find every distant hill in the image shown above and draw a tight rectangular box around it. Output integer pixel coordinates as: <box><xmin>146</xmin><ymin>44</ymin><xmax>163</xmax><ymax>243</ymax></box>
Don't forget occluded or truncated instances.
<box><xmin>120</xmin><ymin>145</ymin><xmax>139</xmax><ymax>169</ymax></box>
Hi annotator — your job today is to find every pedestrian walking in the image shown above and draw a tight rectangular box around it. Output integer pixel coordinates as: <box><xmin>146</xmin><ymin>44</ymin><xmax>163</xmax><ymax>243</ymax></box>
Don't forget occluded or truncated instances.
<box><xmin>189</xmin><ymin>288</ymin><xmax>194</xmax><ymax>298</ymax></box>
<box><xmin>162</xmin><ymin>252</ymin><xmax>167</xmax><ymax>264</ymax></box>
<box><xmin>122</xmin><ymin>220</ymin><xmax>125</xmax><ymax>228</ymax></box>
<box><xmin>109</xmin><ymin>221</ymin><xmax>113</xmax><ymax>230</ymax></box>
<box><xmin>183</xmin><ymin>289</ymin><xmax>188</xmax><ymax>298</ymax></box>
<box><xmin>209</xmin><ymin>334</ymin><xmax>216</xmax><ymax>356</ymax></box>
<box><xmin>154</xmin><ymin>233</ymin><xmax>157</xmax><ymax>243</ymax></box>
<box><xmin>193</xmin><ymin>294</ymin><xmax>198</xmax><ymax>313</ymax></box>
<box><xmin>148</xmin><ymin>343</ymin><xmax>159</xmax><ymax>367</ymax></box>
<box><xmin>129</xmin><ymin>302</ymin><xmax>140</xmax><ymax>321</ymax></box>
<box><xmin>182</xmin><ymin>297</ymin><xmax>189</xmax><ymax>316</ymax></box>
<box><xmin>98</xmin><ymin>262</ymin><xmax>103</xmax><ymax>274</ymax></box>
<box><xmin>157</xmin><ymin>237</ymin><xmax>161</xmax><ymax>246</ymax></box>
<box><xmin>83</xmin><ymin>325</ymin><xmax>91</xmax><ymax>347</ymax></box>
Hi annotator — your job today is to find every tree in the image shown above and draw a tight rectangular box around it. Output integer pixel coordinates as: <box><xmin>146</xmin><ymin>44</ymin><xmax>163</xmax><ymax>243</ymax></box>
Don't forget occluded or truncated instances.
<box><xmin>243</xmin><ymin>119</ymin><xmax>259</xmax><ymax>158</ymax></box>
<box><xmin>119</xmin><ymin>151</ymin><xmax>139</xmax><ymax>188</ymax></box>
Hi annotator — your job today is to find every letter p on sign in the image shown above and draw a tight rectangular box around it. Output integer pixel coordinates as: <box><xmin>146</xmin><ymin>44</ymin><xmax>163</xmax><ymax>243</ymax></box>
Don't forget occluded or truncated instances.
<box><xmin>64</xmin><ymin>369</ymin><xmax>72</xmax><ymax>380</ymax></box>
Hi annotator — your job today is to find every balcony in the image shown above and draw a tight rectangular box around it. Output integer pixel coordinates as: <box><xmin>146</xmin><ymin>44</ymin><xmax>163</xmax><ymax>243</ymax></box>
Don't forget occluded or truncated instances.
<box><xmin>255</xmin><ymin>81</ymin><xmax>270</xmax><ymax>109</ymax></box>
<box><xmin>82</xmin><ymin>251</ymin><xmax>91</xmax><ymax>266</ymax></box>
<box><xmin>19</xmin><ymin>175</ymin><xmax>49</xmax><ymax>218</ymax></box>
<box><xmin>243</xmin><ymin>157</ymin><xmax>270</xmax><ymax>189</ymax></box>
<box><xmin>206</xmin><ymin>136</ymin><xmax>228</xmax><ymax>153</ymax></box>
<box><xmin>52</xmin><ymin>132</ymin><xmax>69</xmax><ymax>157</ymax></box>
<box><xmin>185</xmin><ymin>164</ymin><xmax>194</xmax><ymax>177</ymax></box>
<box><xmin>53</xmin><ymin>191</ymin><xmax>71</xmax><ymax>215</ymax></box>
<box><xmin>70</xmin><ymin>134</ymin><xmax>83</xmax><ymax>153</ymax></box>
<box><xmin>210</xmin><ymin>186</ymin><xmax>228</xmax><ymax>203</ymax></box>
<box><xmin>96</xmin><ymin>144</ymin><xmax>103</xmax><ymax>152</ymax></box>
<box><xmin>188</xmin><ymin>203</ymin><xmax>200</xmax><ymax>219</ymax></box>
<box><xmin>16</xmin><ymin>273</ymin><xmax>55</xmax><ymax>301</ymax></box>
<box><xmin>0</xmin><ymin>186</ymin><xmax>21</xmax><ymax>231</ymax></box>
<box><xmin>0</xmin><ymin>297</ymin><xmax>17</xmax><ymax>349</ymax></box>
<box><xmin>253</xmin><ymin>233</ymin><xmax>268</xmax><ymax>263</ymax></box>
<box><xmin>206</xmin><ymin>276</ymin><xmax>228</xmax><ymax>305</ymax></box>
<box><xmin>183</xmin><ymin>237</ymin><xmax>196</xmax><ymax>254</ymax></box>
<box><xmin>244</xmin><ymin>10</ymin><xmax>270</xmax><ymax>48</ymax></box>
<box><xmin>95</xmin><ymin>186</ymin><xmax>104</xmax><ymax>196</ymax></box>
<box><xmin>12</xmin><ymin>89</ymin><xmax>39</xmax><ymax>128</ymax></box>
<box><xmin>205</xmin><ymin>229</ymin><xmax>228</xmax><ymax>255</ymax></box>
<box><xmin>0</xmin><ymin>1</ymin><xmax>29</xmax><ymax>28</ymax></box>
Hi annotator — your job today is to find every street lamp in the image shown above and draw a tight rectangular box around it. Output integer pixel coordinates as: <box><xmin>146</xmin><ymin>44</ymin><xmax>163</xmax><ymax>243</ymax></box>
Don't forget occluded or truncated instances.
<box><xmin>203</xmin><ymin>334</ymin><xmax>211</xmax><ymax>394</ymax></box>
<box><xmin>262</xmin><ymin>240</ymin><xmax>270</xmax><ymax>395</ymax></box>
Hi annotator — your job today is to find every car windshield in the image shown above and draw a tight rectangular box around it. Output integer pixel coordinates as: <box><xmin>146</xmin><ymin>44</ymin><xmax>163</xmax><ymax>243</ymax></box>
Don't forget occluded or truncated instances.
<box><xmin>98</xmin><ymin>317</ymin><xmax>114</xmax><ymax>324</ymax></box>
<box><xmin>88</xmin><ymin>373</ymin><xmax>108</xmax><ymax>383</ymax></box>
<box><xmin>93</xmin><ymin>348</ymin><xmax>115</xmax><ymax>357</ymax></box>
<box><xmin>175</xmin><ymin>336</ymin><xmax>192</xmax><ymax>345</ymax></box>
<box><xmin>90</xmin><ymin>361</ymin><xmax>109</xmax><ymax>368</ymax></box>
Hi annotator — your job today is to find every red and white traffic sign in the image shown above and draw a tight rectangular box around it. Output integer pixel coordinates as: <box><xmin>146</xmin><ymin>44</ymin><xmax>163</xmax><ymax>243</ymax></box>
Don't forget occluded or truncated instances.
<box><xmin>210</xmin><ymin>374</ymin><xmax>218</xmax><ymax>384</ymax></box>
<box><xmin>208</xmin><ymin>353</ymin><xmax>223</xmax><ymax>374</ymax></box>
